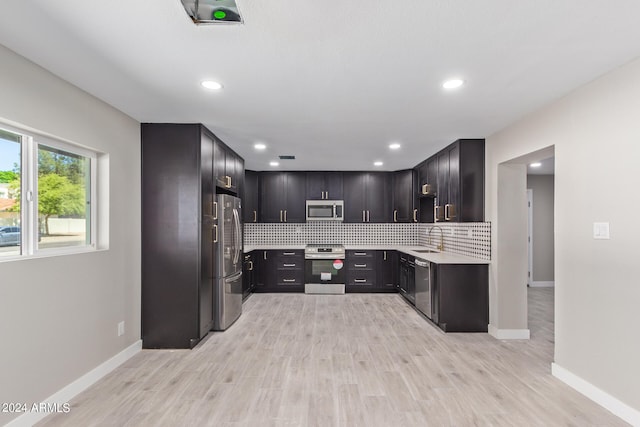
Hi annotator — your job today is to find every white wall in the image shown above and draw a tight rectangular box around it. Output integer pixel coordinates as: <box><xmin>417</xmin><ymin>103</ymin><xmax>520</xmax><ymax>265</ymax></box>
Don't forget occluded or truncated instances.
<box><xmin>487</xmin><ymin>57</ymin><xmax>640</xmax><ymax>413</ymax></box>
<box><xmin>527</xmin><ymin>175</ymin><xmax>554</xmax><ymax>282</ymax></box>
<box><xmin>0</xmin><ymin>44</ymin><xmax>140</xmax><ymax>425</ymax></box>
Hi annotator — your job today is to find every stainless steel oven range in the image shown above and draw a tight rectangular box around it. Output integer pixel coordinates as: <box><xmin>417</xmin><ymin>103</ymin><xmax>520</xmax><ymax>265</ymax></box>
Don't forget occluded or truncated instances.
<box><xmin>304</xmin><ymin>244</ymin><xmax>346</xmax><ymax>294</ymax></box>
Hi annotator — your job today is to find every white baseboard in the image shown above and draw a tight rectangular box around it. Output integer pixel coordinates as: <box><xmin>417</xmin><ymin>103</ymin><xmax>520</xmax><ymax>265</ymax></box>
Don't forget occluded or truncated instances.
<box><xmin>6</xmin><ymin>340</ymin><xmax>142</xmax><ymax>427</ymax></box>
<box><xmin>488</xmin><ymin>324</ymin><xmax>531</xmax><ymax>340</ymax></box>
<box><xmin>552</xmin><ymin>363</ymin><xmax>640</xmax><ymax>426</ymax></box>
<box><xmin>530</xmin><ymin>281</ymin><xmax>555</xmax><ymax>287</ymax></box>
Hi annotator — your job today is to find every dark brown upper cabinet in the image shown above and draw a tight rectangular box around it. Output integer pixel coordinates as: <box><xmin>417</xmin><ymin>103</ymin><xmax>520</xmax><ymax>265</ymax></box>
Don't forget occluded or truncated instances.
<box><xmin>214</xmin><ymin>139</ymin><xmax>243</xmax><ymax>194</ymax></box>
<box><xmin>306</xmin><ymin>171</ymin><xmax>343</xmax><ymax>200</ymax></box>
<box><xmin>343</xmin><ymin>172</ymin><xmax>391</xmax><ymax>223</ymax></box>
<box><xmin>432</xmin><ymin>139</ymin><xmax>484</xmax><ymax>223</ymax></box>
<box><xmin>392</xmin><ymin>169</ymin><xmax>416</xmax><ymax>223</ymax></box>
<box><xmin>259</xmin><ymin>172</ymin><xmax>307</xmax><ymax>223</ymax></box>
<box><xmin>243</xmin><ymin>170</ymin><xmax>259</xmax><ymax>223</ymax></box>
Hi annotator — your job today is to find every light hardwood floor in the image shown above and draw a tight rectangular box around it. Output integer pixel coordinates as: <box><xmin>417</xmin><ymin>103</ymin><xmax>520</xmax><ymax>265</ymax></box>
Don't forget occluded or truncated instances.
<box><xmin>38</xmin><ymin>288</ymin><xmax>628</xmax><ymax>426</ymax></box>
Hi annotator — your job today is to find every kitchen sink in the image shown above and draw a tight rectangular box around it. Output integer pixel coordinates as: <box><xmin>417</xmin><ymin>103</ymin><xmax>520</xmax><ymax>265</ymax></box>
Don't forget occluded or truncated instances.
<box><xmin>413</xmin><ymin>249</ymin><xmax>440</xmax><ymax>253</ymax></box>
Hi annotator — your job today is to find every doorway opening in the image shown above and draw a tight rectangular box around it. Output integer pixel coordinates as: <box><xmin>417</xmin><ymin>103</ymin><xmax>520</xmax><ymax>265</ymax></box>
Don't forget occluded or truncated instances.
<box><xmin>496</xmin><ymin>146</ymin><xmax>554</xmax><ymax>357</ymax></box>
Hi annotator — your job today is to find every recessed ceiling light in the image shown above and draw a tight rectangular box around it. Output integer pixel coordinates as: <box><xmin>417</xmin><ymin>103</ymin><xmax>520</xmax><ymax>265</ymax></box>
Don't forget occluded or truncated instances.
<box><xmin>254</xmin><ymin>143</ymin><xmax>266</xmax><ymax>150</ymax></box>
<box><xmin>269</xmin><ymin>161</ymin><xmax>279</xmax><ymax>167</ymax></box>
<box><xmin>530</xmin><ymin>162</ymin><xmax>542</xmax><ymax>168</ymax></box>
<box><xmin>389</xmin><ymin>143</ymin><xmax>401</xmax><ymax>150</ymax></box>
<box><xmin>374</xmin><ymin>161</ymin><xmax>383</xmax><ymax>167</ymax></box>
<box><xmin>201</xmin><ymin>80</ymin><xmax>223</xmax><ymax>90</ymax></box>
<box><xmin>442</xmin><ymin>79</ymin><xmax>464</xmax><ymax>89</ymax></box>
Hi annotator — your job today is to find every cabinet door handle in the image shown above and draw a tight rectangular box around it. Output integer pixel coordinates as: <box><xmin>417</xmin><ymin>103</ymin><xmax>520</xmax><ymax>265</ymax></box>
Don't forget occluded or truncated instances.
<box><xmin>393</xmin><ymin>210</ymin><xmax>398</xmax><ymax>222</ymax></box>
<box><xmin>445</xmin><ymin>204</ymin><xmax>456</xmax><ymax>221</ymax></box>
<box><xmin>354</xmin><ymin>279</ymin><xmax>367</xmax><ymax>283</ymax></box>
<box><xmin>212</xmin><ymin>225</ymin><xmax>218</xmax><ymax>243</ymax></box>
<box><xmin>284</xmin><ymin>210</ymin><xmax>287</xmax><ymax>222</ymax></box>
<box><xmin>413</xmin><ymin>209</ymin><xmax>418</xmax><ymax>222</ymax></box>
<box><xmin>326</xmin><ymin>191</ymin><xmax>329</xmax><ymax>199</ymax></box>
<box><xmin>248</xmin><ymin>261</ymin><xmax>254</xmax><ymax>271</ymax></box>
<box><xmin>283</xmin><ymin>252</ymin><xmax>296</xmax><ymax>255</ymax></box>
<box><xmin>213</xmin><ymin>201</ymin><xmax>218</xmax><ymax>220</ymax></box>
<box><xmin>283</xmin><ymin>263</ymin><xmax>296</xmax><ymax>267</ymax></box>
<box><xmin>367</xmin><ymin>210</ymin><xmax>370</xmax><ymax>222</ymax></box>
<box><xmin>264</xmin><ymin>251</ymin><xmax>267</xmax><ymax>260</ymax></box>
<box><xmin>283</xmin><ymin>279</ymin><xmax>296</xmax><ymax>283</ymax></box>
<box><xmin>362</xmin><ymin>210</ymin><xmax>366</xmax><ymax>222</ymax></box>
<box><xmin>226</xmin><ymin>175</ymin><xmax>232</xmax><ymax>188</ymax></box>
<box><xmin>253</xmin><ymin>210</ymin><xmax>257</xmax><ymax>222</ymax></box>
<box><xmin>383</xmin><ymin>251</ymin><xmax>387</xmax><ymax>261</ymax></box>
<box><xmin>354</xmin><ymin>263</ymin><xmax>367</xmax><ymax>268</ymax></box>
<box><xmin>434</xmin><ymin>205</ymin><xmax>444</xmax><ymax>222</ymax></box>
<box><xmin>280</xmin><ymin>210</ymin><xmax>283</xmax><ymax>222</ymax></box>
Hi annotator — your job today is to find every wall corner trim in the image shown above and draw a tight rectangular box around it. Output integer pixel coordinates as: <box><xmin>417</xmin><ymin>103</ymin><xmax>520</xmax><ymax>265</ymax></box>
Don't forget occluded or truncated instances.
<box><xmin>530</xmin><ymin>281</ymin><xmax>555</xmax><ymax>288</ymax></box>
<box><xmin>6</xmin><ymin>340</ymin><xmax>142</xmax><ymax>427</ymax></box>
<box><xmin>488</xmin><ymin>324</ymin><xmax>531</xmax><ymax>340</ymax></box>
<box><xmin>551</xmin><ymin>363</ymin><xmax>640</xmax><ymax>426</ymax></box>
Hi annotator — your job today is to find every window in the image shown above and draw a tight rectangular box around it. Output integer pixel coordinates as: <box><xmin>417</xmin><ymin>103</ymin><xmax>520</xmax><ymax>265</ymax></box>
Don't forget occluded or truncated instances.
<box><xmin>0</xmin><ymin>124</ymin><xmax>97</xmax><ymax>259</ymax></box>
<box><xmin>0</xmin><ymin>129</ymin><xmax>21</xmax><ymax>257</ymax></box>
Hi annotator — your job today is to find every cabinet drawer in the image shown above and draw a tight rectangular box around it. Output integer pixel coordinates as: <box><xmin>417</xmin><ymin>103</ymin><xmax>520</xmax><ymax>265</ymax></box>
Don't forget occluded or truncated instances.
<box><xmin>276</xmin><ymin>270</ymin><xmax>304</xmax><ymax>286</ymax></box>
<box><xmin>346</xmin><ymin>250</ymin><xmax>375</xmax><ymax>258</ymax></box>
<box><xmin>346</xmin><ymin>270</ymin><xmax>377</xmax><ymax>285</ymax></box>
<box><xmin>277</xmin><ymin>260</ymin><xmax>303</xmax><ymax>270</ymax></box>
<box><xmin>276</xmin><ymin>250</ymin><xmax>303</xmax><ymax>258</ymax></box>
<box><xmin>346</xmin><ymin>259</ymin><xmax>374</xmax><ymax>271</ymax></box>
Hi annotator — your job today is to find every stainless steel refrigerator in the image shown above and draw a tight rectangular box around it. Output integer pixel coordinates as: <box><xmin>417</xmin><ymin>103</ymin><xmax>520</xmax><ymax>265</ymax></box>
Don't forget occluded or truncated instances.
<box><xmin>213</xmin><ymin>194</ymin><xmax>243</xmax><ymax>330</ymax></box>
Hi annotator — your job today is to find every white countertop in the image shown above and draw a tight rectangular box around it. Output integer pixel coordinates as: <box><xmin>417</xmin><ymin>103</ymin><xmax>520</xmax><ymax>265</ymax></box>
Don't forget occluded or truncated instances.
<box><xmin>244</xmin><ymin>244</ymin><xmax>489</xmax><ymax>264</ymax></box>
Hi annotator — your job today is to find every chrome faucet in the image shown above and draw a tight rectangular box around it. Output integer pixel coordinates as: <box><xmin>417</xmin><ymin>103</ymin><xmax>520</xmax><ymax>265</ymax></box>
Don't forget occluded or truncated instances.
<box><xmin>428</xmin><ymin>226</ymin><xmax>444</xmax><ymax>251</ymax></box>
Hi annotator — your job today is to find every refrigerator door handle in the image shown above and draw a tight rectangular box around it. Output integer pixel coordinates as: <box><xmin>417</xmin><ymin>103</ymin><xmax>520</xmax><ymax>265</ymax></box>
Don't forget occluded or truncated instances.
<box><xmin>232</xmin><ymin>208</ymin><xmax>242</xmax><ymax>266</ymax></box>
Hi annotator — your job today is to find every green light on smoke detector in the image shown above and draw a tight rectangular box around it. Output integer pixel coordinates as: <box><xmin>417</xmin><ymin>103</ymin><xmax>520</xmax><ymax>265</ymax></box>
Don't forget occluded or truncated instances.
<box><xmin>213</xmin><ymin>10</ymin><xmax>227</xmax><ymax>19</ymax></box>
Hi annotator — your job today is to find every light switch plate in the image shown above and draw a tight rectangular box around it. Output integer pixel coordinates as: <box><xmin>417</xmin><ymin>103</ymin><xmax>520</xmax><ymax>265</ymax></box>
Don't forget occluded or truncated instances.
<box><xmin>593</xmin><ymin>222</ymin><xmax>610</xmax><ymax>240</ymax></box>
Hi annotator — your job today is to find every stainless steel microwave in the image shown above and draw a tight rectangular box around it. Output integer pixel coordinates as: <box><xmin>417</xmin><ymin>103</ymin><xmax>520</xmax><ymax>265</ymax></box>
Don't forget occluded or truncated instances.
<box><xmin>306</xmin><ymin>200</ymin><xmax>344</xmax><ymax>221</ymax></box>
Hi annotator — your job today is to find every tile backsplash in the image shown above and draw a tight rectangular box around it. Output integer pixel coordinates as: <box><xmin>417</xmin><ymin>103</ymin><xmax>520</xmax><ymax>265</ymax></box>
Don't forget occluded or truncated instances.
<box><xmin>245</xmin><ymin>221</ymin><xmax>491</xmax><ymax>260</ymax></box>
<box><xmin>244</xmin><ymin>222</ymin><xmax>417</xmax><ymax>246</ymax></box>
<box><xmin>418</xmin><ymin>222</ymin><xmax>491</xmax><ymax>260</ymax></box>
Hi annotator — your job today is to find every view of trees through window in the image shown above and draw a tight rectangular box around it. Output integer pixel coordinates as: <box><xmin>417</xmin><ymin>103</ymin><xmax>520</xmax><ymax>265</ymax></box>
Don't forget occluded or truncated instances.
<box><xmin>0</xmin><ymin>128</ymin><xmax>91</xmax><ymax>256</ymax></box>
<box><xmin>0</xmin><ymin>129</ymin><xmax>21</xmax><ymax>256</ymax></box>
<box><xmin>37</xmin><ymin>145</ymin><xmax>90</xmax><ymax>248</ymax></box>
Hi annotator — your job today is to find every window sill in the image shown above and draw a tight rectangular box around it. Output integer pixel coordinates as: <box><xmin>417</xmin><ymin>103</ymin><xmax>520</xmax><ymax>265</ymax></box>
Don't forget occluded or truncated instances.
<box><xmin>0</xmin><ymin>245</ymin><xmax>106</xmax><ymax>263</ymax></box>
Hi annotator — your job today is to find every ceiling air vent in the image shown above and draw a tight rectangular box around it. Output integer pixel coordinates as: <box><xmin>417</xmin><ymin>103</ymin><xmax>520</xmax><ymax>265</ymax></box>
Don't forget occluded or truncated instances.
<box><xmin>279</xmin><ymin>155</ymin><xmax>296</xmax><ymax>160</ymax></box>
<box><xmin>180</xmin><ymin>0</ymin><xmax>243</xmax><ymax>24</ymax></box>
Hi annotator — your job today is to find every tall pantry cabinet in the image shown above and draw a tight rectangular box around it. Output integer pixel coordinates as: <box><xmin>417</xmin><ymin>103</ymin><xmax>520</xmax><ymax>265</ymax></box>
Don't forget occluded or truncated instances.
<box><xmin>141</xmin><ymin>123</ymin><xmax>243</xmax><ymax>349</ymax></box>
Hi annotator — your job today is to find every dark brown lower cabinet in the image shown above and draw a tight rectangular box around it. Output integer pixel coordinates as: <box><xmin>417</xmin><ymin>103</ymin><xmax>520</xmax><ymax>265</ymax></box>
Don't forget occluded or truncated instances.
<box><xmin>243</xmin><ymin>252</ymin><xmax>256</xmax><ymax>300</ymax></box>
<box><xmin>431</xmin><ymin>263</ymin><xmax>489</xmax><ymax>332</ymax></box>
<box><xmin>254</xmin><ymin>250</ymin><xmax>304</xmax><ymax>292</ymax></box>
<box><xmin>346</xmin><ymin>250</ymin><xmax>398</xmax><ymax>293</ymax></box>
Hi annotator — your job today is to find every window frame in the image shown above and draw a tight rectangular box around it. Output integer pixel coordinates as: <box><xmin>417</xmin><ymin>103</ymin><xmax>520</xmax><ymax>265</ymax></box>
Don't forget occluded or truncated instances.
<box><xmin>0</xmin><ymin>122</ymin><xmax>98</xmax><ymax>261</ymax></box>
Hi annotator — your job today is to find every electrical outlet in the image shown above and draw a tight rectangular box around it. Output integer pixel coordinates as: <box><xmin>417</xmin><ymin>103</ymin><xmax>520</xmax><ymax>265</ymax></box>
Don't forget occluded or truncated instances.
<box><xmin>117</xmin><ymin>321</ymin><xmax>125</xmax><ymax>336</ymax></box>
<box><xmin>593</xmin><ymin>222</ymin><xmax>610</xmax><ymax>240</ymax></box>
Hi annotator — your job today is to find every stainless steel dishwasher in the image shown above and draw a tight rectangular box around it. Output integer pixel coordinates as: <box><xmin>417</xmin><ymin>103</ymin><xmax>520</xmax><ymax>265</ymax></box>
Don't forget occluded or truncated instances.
<box><xmin>414</xmin><ymin>258</ymin><xmax>432</xmax><ymax>319</ymax></box>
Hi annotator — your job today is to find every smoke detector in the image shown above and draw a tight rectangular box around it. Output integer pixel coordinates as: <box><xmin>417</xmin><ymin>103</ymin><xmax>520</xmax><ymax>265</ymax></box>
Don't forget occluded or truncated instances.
<box><xmin>180</xmin><ymin>0</ymin><xmax>243</xmax><ymax>24</ymax></box>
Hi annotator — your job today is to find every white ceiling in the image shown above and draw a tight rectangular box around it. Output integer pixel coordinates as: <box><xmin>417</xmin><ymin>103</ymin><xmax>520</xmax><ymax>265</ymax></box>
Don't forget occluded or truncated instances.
<box><xmin>527</xmin><ymin>157</ymin><xmax>555</xmax><ymax>175</ymax></box>
<box><xmin>2</xmin><ymin>1</ymin><xmax>640</xmax><ymax>171</ymax></box>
